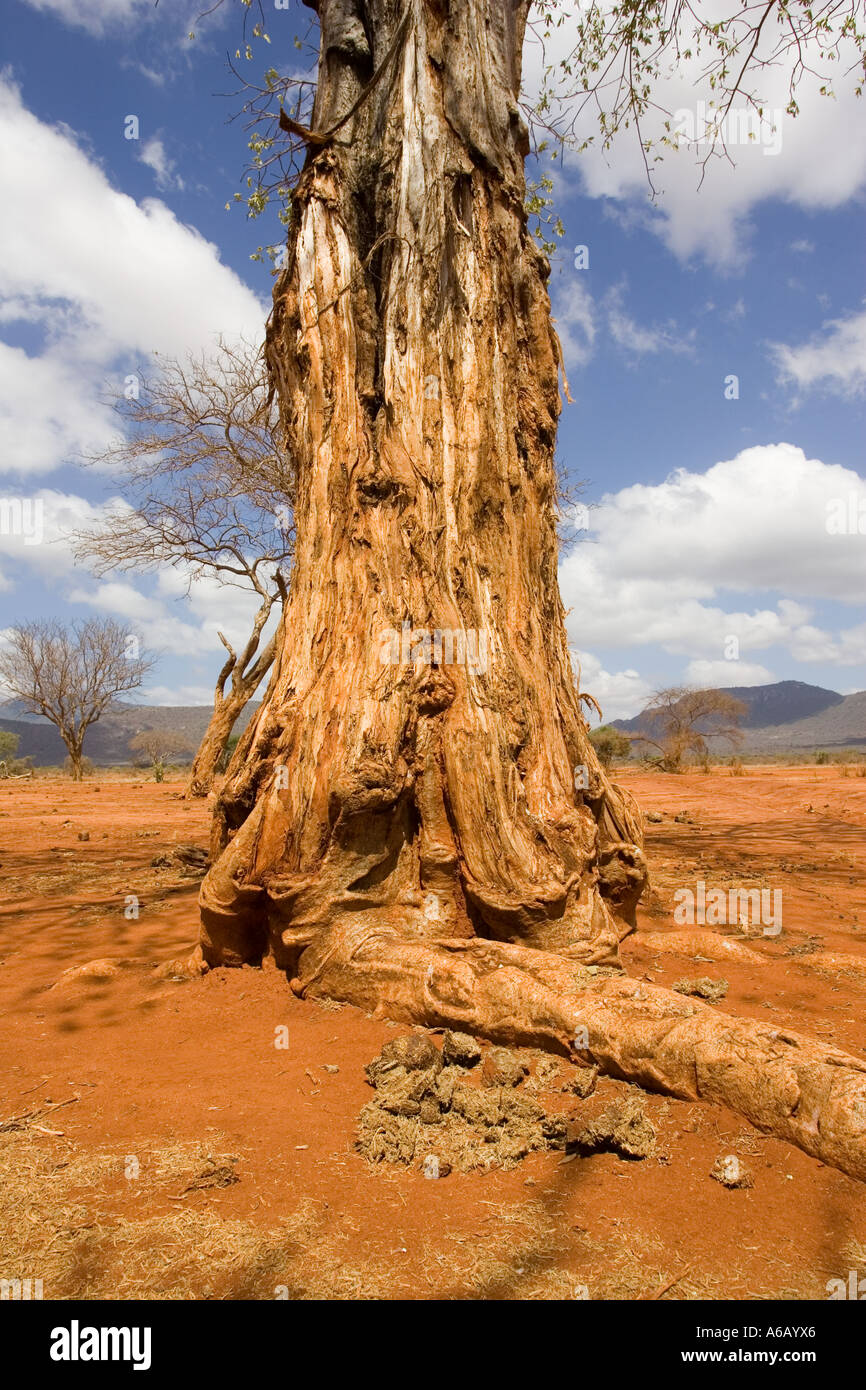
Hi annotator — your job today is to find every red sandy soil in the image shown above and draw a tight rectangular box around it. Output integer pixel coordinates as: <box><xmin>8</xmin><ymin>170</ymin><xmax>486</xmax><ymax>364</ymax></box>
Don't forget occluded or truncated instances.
<box><xmin>0</xmin><ymin>766</ymin><xmax>864</xmax><ymax>1300</ymax></box>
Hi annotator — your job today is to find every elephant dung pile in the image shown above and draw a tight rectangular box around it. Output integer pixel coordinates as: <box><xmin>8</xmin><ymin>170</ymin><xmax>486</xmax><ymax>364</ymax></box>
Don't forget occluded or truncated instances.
<box><xmin>356</xmin><ymin>1032</ymin><xmax>611</xmax><ymax>1174</ymax></box>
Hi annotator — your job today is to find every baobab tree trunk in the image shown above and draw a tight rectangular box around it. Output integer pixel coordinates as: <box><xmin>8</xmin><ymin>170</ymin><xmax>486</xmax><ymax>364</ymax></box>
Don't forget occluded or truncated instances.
<box><xmin>199</xmin><ymin>0</ymin><xmax>866</xmax><ymax>1182</ymax></box>
<box><xmin>202</xmin><ymin>0</ymin><xmax>644</xmax><ymax>965</ymax></box>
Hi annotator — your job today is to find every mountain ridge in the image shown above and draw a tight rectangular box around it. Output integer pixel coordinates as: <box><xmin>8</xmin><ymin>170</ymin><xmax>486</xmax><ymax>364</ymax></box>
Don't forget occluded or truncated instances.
<box><xmin>610</xmin><ymin>680</ymin><xmax>865</xmax><ymax>752</ymax></box>
<box><xmin>0</xmin><ymin>701</ymin><xmax>261</xmax><ymax>766</ymax></box>
<box><xmin>2</xmin><ymin>680</ymin><xmax>864</xmax><ymax>766</ymax></box>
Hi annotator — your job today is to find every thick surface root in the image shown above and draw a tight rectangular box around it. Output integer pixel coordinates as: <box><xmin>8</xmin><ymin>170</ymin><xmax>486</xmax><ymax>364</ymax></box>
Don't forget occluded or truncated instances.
<box><xmin>635</xmin><ymin>932</ymin><xmax>866</xmax><ymax>988</ymax></box>
<box><xmin>798</xmin><ymin>951</ymin><xmax>866</xmax><ymax>984</ymax></box>
<box><xmin>633</xmin><ymin>931</ymin><xmax>766</xmax><ymax>964</ymax></box>
<box><xmin>290</xmin><ymin>922</ymin><xmax>866</xmax><ymax>1183</ymax></box>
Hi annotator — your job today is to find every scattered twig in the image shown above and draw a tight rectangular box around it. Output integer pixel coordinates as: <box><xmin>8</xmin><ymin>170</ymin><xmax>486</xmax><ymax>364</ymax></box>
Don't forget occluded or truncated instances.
<box><xmin>0</xmin><ymin>1094</ymin><xmax>80</xmax><ymax>1133</ymax></box>
<box><xmin>643</xmin><ymin>1262</ymin><xmax>693</xmax><ymax>1300</ymax></box>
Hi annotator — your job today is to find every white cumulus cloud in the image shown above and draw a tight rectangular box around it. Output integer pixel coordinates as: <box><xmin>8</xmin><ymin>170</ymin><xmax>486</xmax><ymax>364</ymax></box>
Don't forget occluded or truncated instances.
<box><xmin>17</xmin><ymin>0</ymin><xmax>157</xmax><ymax>37</ymax></box>
<box><xmin>0</xmin><ymin>75</ymin><xmax>265</xmax><ymax>476</ymax></box>
<box><xmin>770</xmin><ymin>307</ymin><xmax>866</xmax><ymax>400</ymax></box>
<box><xmin>522</xmin><ymin>20</ymin><xmax>866</xmax><ymax>267</ymax></box>
<box><xmin>559</xmin><ymin>443</ymin><xmax>866</xmax><ymax>677</ymax></box>
<box><xmin>571</xmin><ymin>649</ymin><xmax>653</xmax><ymax>724</ymax></box>
<box><xmin>138</xmin><ymin>136</ymin><xmax>185</xmax><ymax>192</ymax></box>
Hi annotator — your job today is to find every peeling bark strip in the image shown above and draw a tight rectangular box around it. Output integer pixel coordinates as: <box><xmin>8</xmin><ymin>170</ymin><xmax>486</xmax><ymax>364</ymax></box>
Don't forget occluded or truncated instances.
<box><xmin>201</xmin><ymin>0</ymin><xmax>645</xmax><ymax>965</ymax></box>
<box><xmin>198</xmin><ymin>0</ymin><xmax>866</xmax><ymax>1181</ymax></box>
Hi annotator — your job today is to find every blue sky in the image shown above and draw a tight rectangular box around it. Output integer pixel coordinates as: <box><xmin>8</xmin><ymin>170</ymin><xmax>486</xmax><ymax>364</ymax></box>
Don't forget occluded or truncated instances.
<box><xmin>0</xmin><ymin>0</ymin><xmax>864</xmax><ymax>719</ymax></box>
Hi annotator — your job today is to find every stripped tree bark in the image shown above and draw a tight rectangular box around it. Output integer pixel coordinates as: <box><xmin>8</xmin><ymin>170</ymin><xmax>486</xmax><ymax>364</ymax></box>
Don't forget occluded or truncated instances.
<box><xmin>199</xmin><ymin>0</ymin><xmax>866</xmax><ymax>1183</ymax></box>
<box><xmin>185</xmin><ymin>573</ymin><xmax>287</xmax><ymax>798</ymax></box>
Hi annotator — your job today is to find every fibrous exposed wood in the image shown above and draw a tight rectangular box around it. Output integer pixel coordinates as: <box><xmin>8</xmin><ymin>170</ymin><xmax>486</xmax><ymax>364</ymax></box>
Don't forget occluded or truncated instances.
<box><xmin>185</xmin><ymin>579</ymin><xmax>285</xmax><ymax>799</ymax></box>
<box><xmin>198</xmin><ymin>0</ymin><xmax>866</xmax><ymax>1184</ymax></box>
<box><xmin>202</xmin><ymin>0</ymin><xmax>644</xmax><ymax>967</ymax></box>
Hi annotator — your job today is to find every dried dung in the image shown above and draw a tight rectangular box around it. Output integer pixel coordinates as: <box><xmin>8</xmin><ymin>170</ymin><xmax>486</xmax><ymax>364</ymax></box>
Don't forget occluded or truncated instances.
<box><xmin>673</xmin><ymin>976</ymin><xmax>729</xmax><ymax>1003</ymax></box>
<box><xmin>356</xmin><ymin>1037</ymin><xmax>567</xmax><ymax>1173</ymax></box>
<box><xmin>567</xmin><ymin>1095</ymin><xmax>656</xmax><ymax>1160</ymax></box>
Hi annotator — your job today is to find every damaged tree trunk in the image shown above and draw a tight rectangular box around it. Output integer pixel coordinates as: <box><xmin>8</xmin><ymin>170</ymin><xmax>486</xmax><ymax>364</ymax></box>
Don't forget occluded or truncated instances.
<box><xmin>185</xmin><ymin>582</ymin><xmax>284</xmax><ymax>799</ymax></box>
<box><xmin>202</xmin><ymin>0</ymin><xmax>645</xmax><ymax>965</ymax></box>
<box><xmin>199</xmin><ymin>0</ymin><xmax>866</xmax><ymax>1181</ymax></box>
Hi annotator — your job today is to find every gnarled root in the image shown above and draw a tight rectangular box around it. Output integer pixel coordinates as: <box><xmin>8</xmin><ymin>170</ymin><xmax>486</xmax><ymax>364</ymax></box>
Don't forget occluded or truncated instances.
<box><xmin>632</xmin><ymin>932</ymin><xmax>866</xmax><ymax>989</ymax></box>
<box><xmin>290</xmin><ymin>922</ymin><xmax>866</xmax><ymax>1183</ymax></box>
<box><xmin>631</xmin><ymin>931</ymin><xmax>767</xmax><ymax>964</ymax></box>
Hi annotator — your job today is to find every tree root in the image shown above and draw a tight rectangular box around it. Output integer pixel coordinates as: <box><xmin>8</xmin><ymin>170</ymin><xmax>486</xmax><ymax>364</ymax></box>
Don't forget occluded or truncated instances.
<box><xmin>632</xmin><ymin>930</ymin><xmax>767</xmax><ymax>964</ymax></box>
<box><xmin>633</xmin><ymin>932</ymin><xmax>866</xmax><ymax>987</ymax></box>
<box><xmin>798</xmin><ymin>950</ymin><xmax>866</xmax><ymax>984</ymax></box>
<box><xmin>288</xmin><ymin>922</ymin><xmax>866</xmax><ymax>1183</ymax></box>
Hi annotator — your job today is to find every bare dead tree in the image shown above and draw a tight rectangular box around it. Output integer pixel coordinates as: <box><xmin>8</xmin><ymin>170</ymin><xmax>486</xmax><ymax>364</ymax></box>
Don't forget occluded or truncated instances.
<box><xmin>129</xmin><ymin>729</ymin><xmax>193</xmax><ymax>782</ymax></box>
<box><xmin>72</xmin><ymin>338</ymin><xmax>294</xmax><ymax>798</ymax></box>
<box><xmin>632</xmin><ymin>687</ymin><xmax>748</xmax><ymax>771</ymax></box>
<box><xmin>0</xmin><ymin>620</ymin><xmax>154</xmax><ymax>781</ymax></box>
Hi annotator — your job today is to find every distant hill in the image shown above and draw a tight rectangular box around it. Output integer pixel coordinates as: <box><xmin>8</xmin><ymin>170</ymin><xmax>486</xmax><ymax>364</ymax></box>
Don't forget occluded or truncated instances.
<box><xmin>611</xmin><ymin>681</ymin><xmax>864</xmax><ymax>752</ymax></box>
<box><xmin>4</xmin><ymin>679</ymin><xmax>864</xmax><ymax>766</ymax></box>
<box><xmin>741</xmin><ymin>690</ymin><xmax>866</xmax><ymax>751</ymax></box>
<box><xmin>0</xmin><ymin>701</ymin><xmax>261</xmax><ymax>767</ymax></box>
<box><xmin>613</xmin><ymin>681</ymin><xmax>843</xmax><ymax>735</ymax></box>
